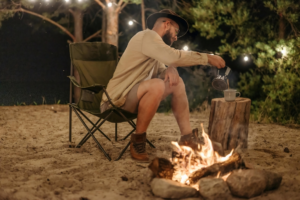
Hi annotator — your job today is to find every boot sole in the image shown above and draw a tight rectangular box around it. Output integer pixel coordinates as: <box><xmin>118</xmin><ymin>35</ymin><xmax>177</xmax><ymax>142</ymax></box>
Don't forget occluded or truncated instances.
<box><xmin>131</xmin><ymin>156</ymin><xmax>149</xmax><ymax>163</ymax></box>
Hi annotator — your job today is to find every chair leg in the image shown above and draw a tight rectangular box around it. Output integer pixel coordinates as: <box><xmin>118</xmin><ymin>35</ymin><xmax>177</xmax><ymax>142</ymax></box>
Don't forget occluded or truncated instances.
<box><xmin>121</xmin><ymin>128</ymin><xmax>136</xmax><ymax>141</ymax></box>
<box><xmin>75</xmin><ymin>110</ymin><xmax>114</xmax><ymax>148</ymax></box>
<box><xmin>76</xmin><ymin>109</ymin><xmax>111</xmax><ymax>141</ymax></box>
<box><xmin>146</xmin><ymin>139</ymin><xmax>155</xmax><ymax>148</ymax></box>
<box><xmin>76</xmin><ymin>119</ymin><xmax>101</xmax><ymax>148</ymax></box>
<box><xmin>114</xmin><ymin>141</ymin><xmax>131</xmax><ymax>161</ymax></box>
<box><xmin>69</xmin><ymin>105</ymin><xmax>73</xmax><ymax>147</ymax></box>
<box><xmin>73</xmin><ymin>108</ymin><xmax>111</xmax><ymax>161</ymax></box>
<box><xmin>115</xmin><ymin>123</ymin><xmax>117</xmax><ymax>142</ymax></box>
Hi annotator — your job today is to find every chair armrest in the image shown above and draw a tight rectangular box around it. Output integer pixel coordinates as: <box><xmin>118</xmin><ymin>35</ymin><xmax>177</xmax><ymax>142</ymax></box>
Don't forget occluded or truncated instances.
<box><xmin>68</xmin><ymin>76</ymin><xmax>105</xmax><ymax>94</ymax></box>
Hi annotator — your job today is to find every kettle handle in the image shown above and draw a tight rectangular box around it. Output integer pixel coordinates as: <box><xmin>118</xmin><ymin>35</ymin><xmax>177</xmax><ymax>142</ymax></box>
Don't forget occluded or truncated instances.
<box><xmin>225</xmin><ymin>66</ymin><xmax>231</xmax><ymax>76</ymax></box>
<box><xmin>217</xmin><ymin>66</ymin><xmax>231</xmax><ymax>76</ymax></box>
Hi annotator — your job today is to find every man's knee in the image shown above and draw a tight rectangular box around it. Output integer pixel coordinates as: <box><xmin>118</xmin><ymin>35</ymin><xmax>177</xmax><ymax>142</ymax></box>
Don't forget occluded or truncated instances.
<box><xmin>150</xmin><ymin>79</ymin><xmax>165</xmax><ymax>96</ymax></box>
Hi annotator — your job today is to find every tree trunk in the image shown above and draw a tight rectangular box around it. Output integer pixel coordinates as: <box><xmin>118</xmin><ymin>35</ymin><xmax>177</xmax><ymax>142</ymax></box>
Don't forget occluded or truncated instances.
<box><xmin>102</xmin><ymin>8</ymin><xmax>107</xmax><ymax>43</ymax></box>
<box><xmin>141</xmin><ymin>0</ymin><xmax>146</xmax><ymax>30</ymax></box>
<box><xmin>208</xmin><ymin>98</ymin><xmax>251</xmax><ymax>150</ymax></box>
<box><xmin>72</xmin><ymin>8</ymin><xmax>83</xmax><ymax>103</ymax></box>
<box><xmin>279</xmin><ymin>13</ymin><xmax>285</xmax><ymax>39</ymax></box>
<box><xmin>172</xmin><ymin>0</ymin><xmax>177</xmax><ymax>11</ymax></box>
<box><xmin>105</xmin><ymin>0</ymin><xmax>119</xmax><ymax>46</ymax></box>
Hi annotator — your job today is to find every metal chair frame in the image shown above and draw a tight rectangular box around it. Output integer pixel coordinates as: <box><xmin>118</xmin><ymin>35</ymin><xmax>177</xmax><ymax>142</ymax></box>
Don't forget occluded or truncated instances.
<box><xmin>69</xmin><ymin>61</ymin><xmax>155</xmax><ymax>161</ymax></box>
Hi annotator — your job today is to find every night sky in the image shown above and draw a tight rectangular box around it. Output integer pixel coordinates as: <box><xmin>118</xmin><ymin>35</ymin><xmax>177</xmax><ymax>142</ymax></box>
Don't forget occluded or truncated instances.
<box><xmin>0</xmin><ymin>16</ymin><xmax>70</xmax><ymax>82</ymax></box>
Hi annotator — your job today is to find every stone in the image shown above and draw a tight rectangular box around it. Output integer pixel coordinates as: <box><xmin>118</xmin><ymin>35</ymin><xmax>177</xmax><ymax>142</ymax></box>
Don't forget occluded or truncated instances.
<box><xmin>226</xmin><ymin>169</ymin><xmax>267</xmax><ymax>198</ymax></box>
<box><xmin>151</xmin><ymin>178</ymin><xmax>199</xmax><ymax>199</ymax></box>
<box><xmin>198</xmin><ymin>178</ymin><xmax>232</xmax><ymax>200</ymax></box>
<box><xmin>212</xmin><ymin>141</ymin><xmax>225</xmax><ymax>156</ymax></box>
<box><xmin>262</xmin><ymin>170</ymin><xmax>282</xmax><ymax>191</ymax></box>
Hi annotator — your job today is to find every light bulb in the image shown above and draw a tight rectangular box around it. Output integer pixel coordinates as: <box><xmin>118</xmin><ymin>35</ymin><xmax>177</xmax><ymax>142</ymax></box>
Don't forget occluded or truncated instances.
<box><xmin>128</xmin><ymin>20</ymin><xmax>134</xmax><ymax>26</ymax></box>
<box><xmin>281</xmin><ymin>47</ymin><xmax>287</xmax><ymax>57</ymax></box>
<box><xmin>183</xmin><ymin>45</ymin><xmax>189</xmax><ymax>51</ymax></box>
<box><xmin>107</xmin><ymin>2</ymin><xmax>112</xmax><ymax>7</ymax></box>
<box><xmin>244</xmin><ymin>56</ymin><xmax>249</xmax><ymax>62</ymax></box>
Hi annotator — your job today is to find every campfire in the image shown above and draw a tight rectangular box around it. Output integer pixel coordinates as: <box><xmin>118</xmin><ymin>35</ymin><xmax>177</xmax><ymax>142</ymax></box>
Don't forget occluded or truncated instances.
<box><xmin>171</xmin><ymin>124</ymin><xmax>234</xmax><ymax>187</ymax></box>
<box><xmin>148</xmin><ymin>124</ymin><xmax>282</xmax><ymax>199</ymax></box>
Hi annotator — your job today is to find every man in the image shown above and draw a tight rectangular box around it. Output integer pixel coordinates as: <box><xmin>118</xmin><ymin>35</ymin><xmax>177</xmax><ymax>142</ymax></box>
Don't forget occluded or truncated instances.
<box><xmin>101</xmin><ymin>9</ymin><xmax>225</xmax><ymax>161</ymax></box>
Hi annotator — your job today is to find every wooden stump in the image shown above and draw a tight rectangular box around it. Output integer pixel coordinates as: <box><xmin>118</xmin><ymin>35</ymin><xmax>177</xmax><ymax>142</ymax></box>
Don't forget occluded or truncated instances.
<box><xmin>208</xmin><ymin>98</ymin><xmax>251</xmax><ymax>150</ymax></box>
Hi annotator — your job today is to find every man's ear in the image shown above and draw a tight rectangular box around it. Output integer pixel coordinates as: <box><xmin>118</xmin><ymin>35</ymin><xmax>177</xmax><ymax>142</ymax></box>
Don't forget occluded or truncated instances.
<box><xmin>165</xmin><ymin>21</ymin><xmax>171</xmax><ymax>30</ymax></box>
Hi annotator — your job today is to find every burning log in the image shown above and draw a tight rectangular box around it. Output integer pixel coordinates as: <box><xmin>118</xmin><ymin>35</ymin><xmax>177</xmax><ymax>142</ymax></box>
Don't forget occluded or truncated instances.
<box><xmin>148</xmin><ymin>157</ymin><xmax>175</xmax><ymax>180</ymax></box>
<box><xmin>187</xmin><ymin>152</ymin><xmax>245</xmax><ymax>185</ymax></box>
<box><xmin>208</xmin><ymin>98</ymin><xmax>251</xmax><ymax>150</ymax></box>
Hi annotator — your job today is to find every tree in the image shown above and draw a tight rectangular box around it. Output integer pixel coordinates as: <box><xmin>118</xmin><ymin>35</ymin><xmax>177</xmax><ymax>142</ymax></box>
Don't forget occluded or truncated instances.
<box><xmin>181</xmin><ymin>0</ymin><xmax>300</xmax><ymax>123</ymax></box>
<box><xmin>0</xmin><ymin>0</ymin><xmax>141</xmax><ymax>102</ymax></box>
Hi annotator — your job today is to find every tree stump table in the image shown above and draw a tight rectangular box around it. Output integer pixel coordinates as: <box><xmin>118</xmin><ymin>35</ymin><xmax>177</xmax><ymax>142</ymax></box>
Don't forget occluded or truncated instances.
<box><xmin>208</xmin><ymin>97</ymin><xmax>251</xmax><ymax>150</ymax></box>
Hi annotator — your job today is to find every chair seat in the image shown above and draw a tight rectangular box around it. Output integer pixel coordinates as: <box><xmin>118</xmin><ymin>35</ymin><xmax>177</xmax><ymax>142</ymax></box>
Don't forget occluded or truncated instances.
<box><xmin>70</xmin><ymin>104</ymin><xmax>137</xmax><ymax>123</ymax></box>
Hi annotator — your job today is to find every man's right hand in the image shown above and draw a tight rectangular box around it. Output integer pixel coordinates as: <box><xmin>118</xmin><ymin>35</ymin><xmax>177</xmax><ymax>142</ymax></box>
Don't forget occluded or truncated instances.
<box><xmin>207</xmin><ymin>54</ymin><xmax>226</xmax><ymax>69</ymax></box>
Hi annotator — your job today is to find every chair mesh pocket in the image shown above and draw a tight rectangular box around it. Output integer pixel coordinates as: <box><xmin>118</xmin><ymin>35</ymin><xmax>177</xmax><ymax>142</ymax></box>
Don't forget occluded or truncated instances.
<box><xmin>81</xmin><ymin>90</ymin><xmax>95</xmax><ymax>102</ymax></box>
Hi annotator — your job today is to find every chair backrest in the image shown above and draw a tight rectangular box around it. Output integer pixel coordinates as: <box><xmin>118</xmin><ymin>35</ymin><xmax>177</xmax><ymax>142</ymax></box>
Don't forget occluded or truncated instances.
<box><xmin>69</xmin><ymin>42</ymin><xmax>118</xmax><ymax>111</ymax></box>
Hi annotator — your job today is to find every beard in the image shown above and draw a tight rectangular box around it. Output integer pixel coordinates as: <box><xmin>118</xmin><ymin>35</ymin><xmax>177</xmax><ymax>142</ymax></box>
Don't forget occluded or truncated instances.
<box><xmin>162</xmin><ymin>30</ymin><xmax>173</xmax><ymax>46</ymax></box>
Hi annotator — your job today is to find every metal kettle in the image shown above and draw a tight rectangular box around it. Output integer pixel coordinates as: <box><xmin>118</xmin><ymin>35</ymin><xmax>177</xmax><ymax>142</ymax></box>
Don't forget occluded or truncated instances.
<box><xmin>212</xmin><ymin>66</ymin><xmax>231</xmax><ymax>91</ymax></box>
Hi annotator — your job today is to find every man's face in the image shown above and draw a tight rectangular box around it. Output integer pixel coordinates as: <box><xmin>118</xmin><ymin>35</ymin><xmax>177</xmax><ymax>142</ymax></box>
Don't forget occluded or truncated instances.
<box><xmin>162</xmin><ymin>21</ymin><xmax>179</xmax><ymax>46</ymax></box>
<box><xmin>162</xmin><ymin>30</ymin><xmax>173</xmax><ymax>46</ymax></box>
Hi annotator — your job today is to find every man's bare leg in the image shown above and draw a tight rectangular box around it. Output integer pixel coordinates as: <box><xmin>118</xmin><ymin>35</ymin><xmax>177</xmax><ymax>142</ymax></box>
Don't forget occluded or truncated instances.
<box><xmin>136</xmin><ymin>77</ymin><xmax>192</xmax><ymax>135</ymax></box>
<box><xmin>135</xmin><ymin>78</ymin><xmax>165</xmax><ymax>134</ymax></box>
<box><xmin>130</xmin><ymin>79</ymin><xmax>165</xmax><ymax>161</ymax></box>
<box><xmin>162</xmin><ymin>77</ymin><xmax>193</xmax><ymax>135</ymax></box>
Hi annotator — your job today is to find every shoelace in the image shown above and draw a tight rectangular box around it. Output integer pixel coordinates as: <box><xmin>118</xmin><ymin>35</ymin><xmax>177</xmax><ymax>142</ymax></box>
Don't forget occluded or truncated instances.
<box><xmin>133</xmin><ymin>142</ymin><xmax>146</xmax><ymax>154</ymax></box>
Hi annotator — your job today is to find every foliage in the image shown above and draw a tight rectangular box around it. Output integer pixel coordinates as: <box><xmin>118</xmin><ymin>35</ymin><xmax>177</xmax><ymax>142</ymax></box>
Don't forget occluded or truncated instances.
<box><xmin>180</xmin><ymin>0</ymin><xmax>300</xmax><ymax>124</ymax></box>
<box><xmin>0</xmin><ymin>0</ymin><xmax>101</xmax><ymax>41</ymax></box>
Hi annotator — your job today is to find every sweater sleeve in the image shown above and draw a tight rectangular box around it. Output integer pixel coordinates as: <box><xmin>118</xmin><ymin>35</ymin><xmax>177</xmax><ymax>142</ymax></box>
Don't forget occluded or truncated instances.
<box><xmin>141</xmin><ymin>30</ymin><xmax>208</xmax><ymax>67</ymax></box>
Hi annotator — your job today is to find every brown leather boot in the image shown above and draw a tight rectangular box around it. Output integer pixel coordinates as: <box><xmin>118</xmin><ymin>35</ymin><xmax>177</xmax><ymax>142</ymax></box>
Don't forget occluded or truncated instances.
<box><xmin>178</xmin><ymin>128</ymin><xmax>202</xmax><ymax>150</ymax></box>
<box><xmin>130</xmin><ymin>132</ymin><xmax>149</xmax><ymax>162</ymax></box>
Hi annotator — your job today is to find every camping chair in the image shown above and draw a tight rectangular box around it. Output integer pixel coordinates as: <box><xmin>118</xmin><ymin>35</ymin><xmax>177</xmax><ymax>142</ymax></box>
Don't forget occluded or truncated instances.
<box><xmin>68</xmin><ymin>42</ymin><xmax>155</xmax><ymax>161</ymax></box>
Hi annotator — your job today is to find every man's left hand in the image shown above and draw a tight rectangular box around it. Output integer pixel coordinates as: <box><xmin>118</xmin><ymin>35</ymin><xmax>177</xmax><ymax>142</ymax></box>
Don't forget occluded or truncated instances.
<box><xmin>164</xmin><ymin>66</ymin><xmax>179</xmax><ymax>87</ymax></box>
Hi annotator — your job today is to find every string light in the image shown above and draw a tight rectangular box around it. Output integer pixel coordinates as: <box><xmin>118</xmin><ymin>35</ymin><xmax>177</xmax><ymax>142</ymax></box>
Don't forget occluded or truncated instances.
<box><xmin>107</xmin><ymin>2</ymin><xmax>112</xmax><ymax>7</ymax></box>
<box><xmin>280</xmin><ymin>47</ymin><xmax>287</xmax><ymax>57</ymax></box>
<box><xmin>183</xmin><ymin>45</ymin><xmax>189</xmax><ymax>51</ymax></box>
<box><xmin>244</xmin><ymin>56</ymin><xmax>249</xmax><ymax>62</ymax></box>
<box><xmin>128</xmin><ymin>20</ymin><xmax>133</xmax><ymax>26</ymax></box>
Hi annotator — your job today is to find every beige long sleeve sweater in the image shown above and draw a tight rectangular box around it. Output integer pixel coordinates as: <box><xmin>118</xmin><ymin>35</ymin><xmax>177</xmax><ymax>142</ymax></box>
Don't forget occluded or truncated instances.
<box><xmin>101</xmin><ymin>29</ymin><xmax>208</xmax><ymax>108</ymax></box>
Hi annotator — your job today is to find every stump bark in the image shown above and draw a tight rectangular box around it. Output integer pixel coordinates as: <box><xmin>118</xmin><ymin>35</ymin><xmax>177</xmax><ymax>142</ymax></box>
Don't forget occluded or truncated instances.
<box><xmin>208</xmin><ymin>97</ymin><xmax>251</xmax><ymax>150</ymax></box>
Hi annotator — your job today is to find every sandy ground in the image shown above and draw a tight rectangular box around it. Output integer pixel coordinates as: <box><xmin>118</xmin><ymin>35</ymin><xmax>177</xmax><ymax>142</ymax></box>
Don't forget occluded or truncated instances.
<box><xmin>0</xmin><ymin>105</ymin><xmax>300</xmax><ymax>200</ymax></box>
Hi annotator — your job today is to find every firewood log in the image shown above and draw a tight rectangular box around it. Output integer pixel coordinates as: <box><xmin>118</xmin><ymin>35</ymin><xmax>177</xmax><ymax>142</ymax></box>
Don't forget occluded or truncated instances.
<box><xmin>187</xmin><ymin>153</ymin><xmax>245</xmax><ymax>185</ymax></box>
<box><xmin>148</xmin><ymin>157</ymin><xmax>175</xmax><ymax>180</ymax></box>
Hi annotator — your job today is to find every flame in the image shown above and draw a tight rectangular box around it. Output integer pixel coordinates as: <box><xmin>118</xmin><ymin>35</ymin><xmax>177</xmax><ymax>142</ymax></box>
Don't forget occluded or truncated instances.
<box><xmin>171</xmin><ymin>123</ymin><xmax>234</xmax><ymax>185</ymax></box>
<box><xmin>216</xmin><ymin>171</ymin><xmax>221</xmax><ymax>178</ymax></box>
<box><xmin>221</xmin><ymin>172</ymin><xmax>232</xmax><ymax>181</ymax></box>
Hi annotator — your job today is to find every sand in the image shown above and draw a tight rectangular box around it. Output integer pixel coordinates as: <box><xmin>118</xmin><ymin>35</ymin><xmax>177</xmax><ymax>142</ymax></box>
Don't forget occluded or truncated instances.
<box><xmin>0</xmin><ymin>105</ymin><xmax>300</xmax><ymax>200</ymax></box>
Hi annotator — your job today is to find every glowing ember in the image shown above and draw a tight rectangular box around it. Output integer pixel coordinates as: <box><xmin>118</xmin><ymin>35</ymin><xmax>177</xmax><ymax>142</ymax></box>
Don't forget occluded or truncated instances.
<box><xmin>171</xmin><ymin>123</ymin><xmax>233</xmax><ymax>186</ymax></box>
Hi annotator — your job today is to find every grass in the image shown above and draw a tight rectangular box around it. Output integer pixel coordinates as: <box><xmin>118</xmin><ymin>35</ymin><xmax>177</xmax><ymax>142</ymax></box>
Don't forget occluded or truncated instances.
<box><xmin>0</xmin><ymin>97</ymin><xmax>65</xmax><ymax>106</ymax></box>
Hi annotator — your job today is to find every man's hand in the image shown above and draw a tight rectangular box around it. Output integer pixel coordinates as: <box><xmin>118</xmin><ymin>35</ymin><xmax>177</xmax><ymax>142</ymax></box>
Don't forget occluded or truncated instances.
<box><xmin>207</xmin><ymin>54</ymin><xmax>226</xmax><ymax>69</ymax></box>
<box><xmin>164</xmin><ymin>66</ymin><xmax>179</xmax><ymax>87</ymax></box>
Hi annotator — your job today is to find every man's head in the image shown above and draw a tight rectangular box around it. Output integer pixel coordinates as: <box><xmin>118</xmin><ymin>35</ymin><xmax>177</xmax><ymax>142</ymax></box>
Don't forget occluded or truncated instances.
<box><xmin>152</xmin><ymin>17</ymin><xmax>180</xmax><ymax>46</ymax></box>
<box><xmin>146</xmin><ymin>9</ymin><xmax>188</xmax><ymax>45</ymax></box>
